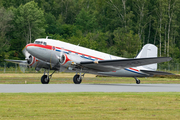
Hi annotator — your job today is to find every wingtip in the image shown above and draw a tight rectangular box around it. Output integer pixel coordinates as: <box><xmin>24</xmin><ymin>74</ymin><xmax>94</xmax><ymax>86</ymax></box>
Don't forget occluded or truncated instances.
<box><xmin>168</xmin><ymin>57</ymin><xmax>172</xmax><ymax>61</ymax></box>
<box><xmin>4</xmin><ymin>59</ymin><xmax>10</xmax><ymax>62</ymax></box>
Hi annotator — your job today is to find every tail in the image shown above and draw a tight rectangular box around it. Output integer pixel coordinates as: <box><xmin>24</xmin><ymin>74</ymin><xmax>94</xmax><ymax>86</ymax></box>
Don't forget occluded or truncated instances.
<box><xmin>136</xmin><ymin>44</ymin><xmax>157</xmax><ymax>71</ymax></box>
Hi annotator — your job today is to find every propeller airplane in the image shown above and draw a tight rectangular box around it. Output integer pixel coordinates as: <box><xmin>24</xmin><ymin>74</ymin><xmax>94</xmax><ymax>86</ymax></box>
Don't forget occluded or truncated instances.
<box><xmin>5</xmin><ymin>37</ymin><xmax>173</xmax><ymax>84</ymax></box>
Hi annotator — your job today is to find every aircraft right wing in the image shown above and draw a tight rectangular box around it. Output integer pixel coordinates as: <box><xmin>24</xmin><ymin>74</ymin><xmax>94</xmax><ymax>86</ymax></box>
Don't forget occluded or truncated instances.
<box><xmin>80</xmin><ymin>57</ymin><xmax>172</xmax><ymax>72</ymax></box>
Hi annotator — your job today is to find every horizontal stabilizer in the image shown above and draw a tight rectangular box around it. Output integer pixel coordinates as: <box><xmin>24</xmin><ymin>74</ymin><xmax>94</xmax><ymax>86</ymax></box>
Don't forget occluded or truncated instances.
<box><xmin>141</xmin><ymin>70</ymin><xmax>174</xmax><ymax>75</ymax></box>
<box><xmin>5</xmin><ymin>59</ymin><xmax>28</xmax><ymax>65</ymax></box>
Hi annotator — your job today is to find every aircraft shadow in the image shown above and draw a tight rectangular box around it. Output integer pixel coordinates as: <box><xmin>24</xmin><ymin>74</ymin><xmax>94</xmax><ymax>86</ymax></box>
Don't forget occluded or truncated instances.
<box><xmin>86</xmin><ymin>84</ymin><xmax>166</xmax><ymax>87</ymax></box>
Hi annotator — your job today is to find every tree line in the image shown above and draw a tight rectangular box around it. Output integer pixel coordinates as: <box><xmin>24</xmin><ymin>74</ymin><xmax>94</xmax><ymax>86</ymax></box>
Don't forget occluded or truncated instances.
<box><xmin>0</xmin><ymin>0</ymin><xmax>180</xmax><ymax>64</ymax></box>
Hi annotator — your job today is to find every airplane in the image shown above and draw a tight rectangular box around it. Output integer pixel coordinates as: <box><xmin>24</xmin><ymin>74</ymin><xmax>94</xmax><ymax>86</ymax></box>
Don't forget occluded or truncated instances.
<box><xmin>5</xmin><ymin>37</ymin><xmax>173</xmax><ymax>84</ymax></box>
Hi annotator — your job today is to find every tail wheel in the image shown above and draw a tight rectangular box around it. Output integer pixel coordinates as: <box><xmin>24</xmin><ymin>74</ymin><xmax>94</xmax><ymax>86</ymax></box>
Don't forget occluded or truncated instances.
<box><xmin>41</xmin><ymin>75</ymin><xmax>50</xmax><ymax>84</ymax></box>
<box><xmin>134</xmin><ymin>77</ymin><xmax>140</xmax><ymax>84</ymax></box>
<box><xmin>73</xmin><ymin>74</ymin><xmax>82</xmax><ymax>84</ymax></box>
<box><xmin>136</xmin><ymin>79</ymin><xmax>140</xmax><ymax>84</ymax></box>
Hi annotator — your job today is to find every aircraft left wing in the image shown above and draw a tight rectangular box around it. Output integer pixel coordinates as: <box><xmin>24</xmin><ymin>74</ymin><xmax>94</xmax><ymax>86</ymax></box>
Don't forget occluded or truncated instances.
<box><xmin>80</xmin><ymin>57</ymin><xmax>172</xmax><ymax>72</ymax></box>
<box><xmin>5</xmin><ymin>59</ymin><xmax>28</xmax><ymax>65</ymax></box>
<box><xmin>140</xmin><ymin>70</ymin><xmax>174</xmax><ymax>75</ymax></box>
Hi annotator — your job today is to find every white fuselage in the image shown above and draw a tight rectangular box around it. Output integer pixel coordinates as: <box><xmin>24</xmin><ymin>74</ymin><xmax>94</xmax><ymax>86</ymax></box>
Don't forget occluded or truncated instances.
<box><xmin>26</xmin><ymin>38</ymin><xmax>149</xmax><ymax>77</ymax></box>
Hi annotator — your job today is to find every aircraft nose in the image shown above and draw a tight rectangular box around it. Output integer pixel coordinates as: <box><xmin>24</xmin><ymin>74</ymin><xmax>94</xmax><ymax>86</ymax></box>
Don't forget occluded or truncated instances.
<box><xmin>26</xmin><ymin>44</ymin><xmax>35</xmax><ymax>55</ymax></box>
<box><xmin>26</xmin><ymin>44</ymin><xmax>31</xmax><ymax>52</ymax></box>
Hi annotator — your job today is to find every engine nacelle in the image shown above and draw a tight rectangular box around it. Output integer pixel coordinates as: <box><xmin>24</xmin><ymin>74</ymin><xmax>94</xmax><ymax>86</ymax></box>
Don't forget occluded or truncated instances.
<box><xmin>26</xmin><ymin>55</ymin><xmax>49</xmax><ymax>70</ymax></box>
<box><xmin>59</xmin><ymin>54</ymin><xmax>72</xmax><ymax>66</ymax></box>
<box><xmin>27</xmin><ymin>55</ymin><xmax>37</xmax><ymax>67</ymax></box>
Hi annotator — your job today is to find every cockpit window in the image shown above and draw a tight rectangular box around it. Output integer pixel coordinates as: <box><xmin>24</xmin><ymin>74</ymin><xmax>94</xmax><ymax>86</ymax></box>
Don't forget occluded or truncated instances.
<box><xmin>34</xmin><ymin>41</ymin><xmax>40</xmax><ymax>44</ymax></box>
<box><xmin>34</xmin><ymin>41</ymin><xmax>47</xmax><ymax>45</ymax></box>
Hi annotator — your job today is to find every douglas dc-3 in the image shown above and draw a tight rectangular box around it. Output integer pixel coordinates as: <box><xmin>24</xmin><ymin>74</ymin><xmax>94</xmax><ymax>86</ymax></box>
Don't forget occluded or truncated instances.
<box><xmin>5</xmin><ymin>37</ymin><xmax>173</xmax><ymax>84</ymax></box>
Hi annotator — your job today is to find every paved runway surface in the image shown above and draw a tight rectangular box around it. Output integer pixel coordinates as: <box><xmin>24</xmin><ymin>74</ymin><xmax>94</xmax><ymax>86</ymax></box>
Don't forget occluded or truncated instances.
<box><xmin>0</xmin><ymin>84</ymin><xmax>180</xmax><ymax>93</ymax></box>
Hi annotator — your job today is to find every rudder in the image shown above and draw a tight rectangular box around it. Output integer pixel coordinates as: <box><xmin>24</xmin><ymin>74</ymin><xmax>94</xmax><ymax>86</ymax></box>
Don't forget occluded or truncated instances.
<box><xmin>136</xmin><ymin>44</ymin><xmax>157</xmax><ymax>71</ymax></box>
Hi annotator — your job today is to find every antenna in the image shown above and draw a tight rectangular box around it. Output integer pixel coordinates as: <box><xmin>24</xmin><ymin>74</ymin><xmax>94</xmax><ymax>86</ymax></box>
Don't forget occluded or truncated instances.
<box><xmin>46</xmin><ymin>36</ymin><xmax>52</xmax><ymax>39</ymax></box>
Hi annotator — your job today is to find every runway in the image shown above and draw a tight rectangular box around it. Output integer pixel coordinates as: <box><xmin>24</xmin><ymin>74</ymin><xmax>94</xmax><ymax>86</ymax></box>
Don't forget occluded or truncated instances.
<box><xmin>0</xmin><ymin>84</ymin><xmax>180</xmax><ymax>93</ymax></box>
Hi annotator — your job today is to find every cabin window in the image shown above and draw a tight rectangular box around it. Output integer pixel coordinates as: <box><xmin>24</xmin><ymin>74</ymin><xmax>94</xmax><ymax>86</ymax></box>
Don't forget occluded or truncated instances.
<box><xmin>43</xmin><ymin>42</ymin><xmax>47</xmax><ymax>46</ymax></box>
<box><xmin>88</xmin><ymin>56</ymin><xmax>91</xmax><ymax>60</ymax></box>
<box><xmin>95</xmin><ymin>58</ymin><xmax>98</xmax><ymax>61</ymax></box>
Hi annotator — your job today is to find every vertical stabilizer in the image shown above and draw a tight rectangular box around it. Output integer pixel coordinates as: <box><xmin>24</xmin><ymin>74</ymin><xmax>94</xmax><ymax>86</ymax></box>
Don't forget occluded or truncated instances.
<box><xmin>136</xmin><ymin>44</ymin><xmax>157</xmax><ymax>71</ymax></box>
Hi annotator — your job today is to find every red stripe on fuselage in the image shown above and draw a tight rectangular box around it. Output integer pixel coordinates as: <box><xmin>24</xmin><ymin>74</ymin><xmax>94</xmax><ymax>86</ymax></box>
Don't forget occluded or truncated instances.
<box><xmin>26</xmin><ymin>43</ymin><xmax>104</xmax><ymax>60</ymax></box>
<box><xmin>55</xmin><ymin>46</ymin><xmax>104</xmax><ymax>60</ymax></box>
<box><xmin>26</xmin><ymin>43</ymin><xmax>52</xmax><ymax>50</ymax></box>
<box><xmin>129</xmin><ymin>68</ymin><xmax>139</xmax><ymax>72</ymax></box>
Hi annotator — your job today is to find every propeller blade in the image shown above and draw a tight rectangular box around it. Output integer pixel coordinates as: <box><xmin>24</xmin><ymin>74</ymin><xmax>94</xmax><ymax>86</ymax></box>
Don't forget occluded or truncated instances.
<box><xmin>19</xmin><ymin>63</ymin><xmax>27</xmax><ymax>73</ymax></box>
<box><xmin>22</xmin><ymin>46</ymin><xmax>30</xmax><ymax>59</ymax></box>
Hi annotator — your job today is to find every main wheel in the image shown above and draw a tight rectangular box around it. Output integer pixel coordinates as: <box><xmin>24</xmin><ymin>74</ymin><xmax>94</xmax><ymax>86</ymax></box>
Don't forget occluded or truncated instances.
<box><xmin>41</xmin><ymin>75</ymin><xmax>50</xmax><ymax>84</ymax></box>
<box><xmin>73</xmin><ymin>74</ymin><xmax>82</xmax><ymax>84</ymax></box>
<box><xmin>136</xmin><ymin>79</ymin><xmax>140</xmax><ymax>84</ymax></box>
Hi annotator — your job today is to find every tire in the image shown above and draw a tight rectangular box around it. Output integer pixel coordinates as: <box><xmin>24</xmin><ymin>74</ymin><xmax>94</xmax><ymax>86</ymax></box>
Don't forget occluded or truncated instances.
<box><xmin>73</xmin><ymin>74</ymin><xmax>82</xmax><ymax>84</ymax></box>
<box><xmin>41</xmin><ymin>75</ymin><xmax>50</xmax><ymax>84</ymax></box>
<box><xmin>136</xmin><ymin>79</ymin><xmax>140</xmax><ymax>84</ymax></box>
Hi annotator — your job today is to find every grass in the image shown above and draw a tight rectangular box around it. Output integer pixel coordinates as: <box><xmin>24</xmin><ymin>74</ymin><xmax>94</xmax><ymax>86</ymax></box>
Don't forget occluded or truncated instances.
<box><xmin>0</xmin><ymin>73</ymin><xmax>180</xmax><ymax>84</ymax></box>
<box><xmin>0</xmin><ymin>92</ymin><xmax>180</xmax><ymax>120</ymax></box>
<box><xmin>0</xmin><ymin>73</ymin><xmax>180</xmax><ymax>119</ymax></box>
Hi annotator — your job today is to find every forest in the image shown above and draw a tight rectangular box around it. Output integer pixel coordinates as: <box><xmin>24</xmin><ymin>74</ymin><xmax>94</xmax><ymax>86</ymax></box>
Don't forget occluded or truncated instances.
<box><xmin>0</xmin><ymin>0</ymin><xmax>180</xmax><ymax>66</ymax></box>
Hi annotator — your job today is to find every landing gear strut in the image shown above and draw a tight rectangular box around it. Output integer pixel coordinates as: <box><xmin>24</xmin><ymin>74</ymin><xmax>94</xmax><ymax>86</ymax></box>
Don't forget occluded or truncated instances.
<box><xmin>41</xmin><ymin>69</ymin><xmax>56</xmax><ymax>84</ymax></box>
<box><xmin>134</xmin><ymin>77</ymin><xmax>140</xmax><ymax>84</ymax></box>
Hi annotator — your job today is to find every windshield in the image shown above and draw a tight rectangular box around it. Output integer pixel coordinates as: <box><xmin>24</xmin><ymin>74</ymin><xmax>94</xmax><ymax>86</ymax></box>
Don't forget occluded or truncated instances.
<box><xmin>34</xmin><ymin>41</ymin><xmax>47</xmax><ymax>45</ymax></box>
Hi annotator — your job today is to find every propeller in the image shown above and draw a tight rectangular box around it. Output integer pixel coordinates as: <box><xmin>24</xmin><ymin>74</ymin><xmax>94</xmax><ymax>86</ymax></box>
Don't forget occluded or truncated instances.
<box><xmin>56</xmin><ymin>48</ymin><xmax>66</xmax><ymax>64</ymax></box>
<box><xmin>22</xmin><ymin>46</ymin><xmax>30</xmax><ymax>60</ymax></box>
<box><xmin>22</xmin><ymin>46</ymin><xmax>35</xmax><ymax>65</ymax></box>
<box><xmin>19</xmin><ymin>63</ymin><xmax>27</xmax><ymax>73</ymax></box>
<box><xmin>5</xmin><ymin>46</ymin><xmax>39</xmax><ymax>73</ymax></box>
<box><xmin>56</xmin><ymin>48</ymin><xmax>71</xmax><ymax>72</ymax></box>
<box><xmin>19</xmin><ymin>46</ymin><xmax>32</xmax><ymax>73</ymax></box>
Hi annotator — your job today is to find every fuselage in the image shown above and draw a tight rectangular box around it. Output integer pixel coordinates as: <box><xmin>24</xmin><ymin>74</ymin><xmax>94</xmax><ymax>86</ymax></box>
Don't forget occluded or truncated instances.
<box><xmin>26</xmin><ymin>38</ymin><xmax>149</xmax><ymax>77</ymax></box>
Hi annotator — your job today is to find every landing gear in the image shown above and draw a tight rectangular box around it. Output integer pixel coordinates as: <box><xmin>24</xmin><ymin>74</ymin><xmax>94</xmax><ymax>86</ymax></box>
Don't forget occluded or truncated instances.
<box><xmin>41</xmin><ymin>69</ymin><xmax>56</xmax><ymax>84</ymax></box>
<box><xmin>73</xmin><ymin>74</ymin><xmax>82</xmax><ymax>84</ymax></box>
<box><xmin>73</xmin><ymin>71</ymin><xmax>85</xmax><ymax>84</ymax></box>
<box><xmin>41</xmin><ymin>75</ymin><xmax>49</xmax><ymax>84</ymax></box>
<box><xmin>134</xmin><ymin>77</ymin><xmax>140</xmax><ymax>84</ymax></box>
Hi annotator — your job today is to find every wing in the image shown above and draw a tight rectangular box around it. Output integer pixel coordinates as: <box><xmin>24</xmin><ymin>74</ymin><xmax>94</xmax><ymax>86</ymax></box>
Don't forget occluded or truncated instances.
<box><xmin>4</xmin><ymin>46</ymin><xmax>29</xmax><ymax>65</ymax></box>
<box><xmin>80</xmin><ymin>57</ymin><xmax>172</xmax><ymax>72</ymax></box>
<box><xmin>140</xmin><ymin>70</ymin><xmax>174</xmax><ymax>75</ymax></box>
<box><xmin>5</xmin><ymin>59</ymin><xmax>28</xmax><ymax>65</ymax></box>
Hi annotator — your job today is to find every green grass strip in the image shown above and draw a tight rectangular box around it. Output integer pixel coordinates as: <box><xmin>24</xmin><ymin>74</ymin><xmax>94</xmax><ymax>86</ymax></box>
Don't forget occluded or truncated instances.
<box><xmin>0</xmin><ymin>92</ymin><xmax>180</xmax><ymax>120</ymax></box>
<box><xmin>1</xmin><ymin>73</ymin><xmax>180</xmax><ymax>84</ymax></box>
